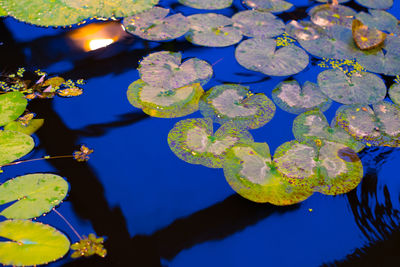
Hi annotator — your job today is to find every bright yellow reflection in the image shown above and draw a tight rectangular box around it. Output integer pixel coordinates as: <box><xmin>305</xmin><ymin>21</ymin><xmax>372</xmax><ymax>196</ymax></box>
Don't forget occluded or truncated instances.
<box><xmin>88</xmin><ymin>38</ymin><xmax>115</xmax><ymax>50</ymax></box>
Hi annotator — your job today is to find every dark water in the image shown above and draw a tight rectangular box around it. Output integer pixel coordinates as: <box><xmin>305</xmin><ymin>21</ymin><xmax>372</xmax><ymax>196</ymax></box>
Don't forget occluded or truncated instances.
<box><xmin>1</xmin><ymin>0</ymin><xmax>400</xmax><ymax>266</ymax></box>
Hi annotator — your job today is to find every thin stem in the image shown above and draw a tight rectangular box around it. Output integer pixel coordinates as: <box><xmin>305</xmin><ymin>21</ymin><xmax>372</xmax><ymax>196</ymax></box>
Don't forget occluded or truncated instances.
<box><xmin>212</xmin><ymin>57</ymin><xmax>224</xmax><ymax>66</ymax></box>
<box><xmin>0</xmin><ymin>155</ymin><xmax>73</xmax><ymax>168</ymax></box>
<box><xmin>53</xmin><ymin>208</ymin><xmax>82</xmax><ymax>240</ymax></box>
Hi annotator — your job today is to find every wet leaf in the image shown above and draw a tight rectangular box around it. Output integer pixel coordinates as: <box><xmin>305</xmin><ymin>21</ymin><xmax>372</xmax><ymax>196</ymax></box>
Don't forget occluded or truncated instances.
<box><xmin>178</xmin><ymin>0</ymin><xmax>232</xmax><ymax>10</ymax></box>
<box><xmin>223</xmin><ymin>141</ymin><xmax>313</xmax><ymax>205</ymax></box>
<box><xmin>0</xmin><ymin>130</ymin><xmax>34</xmax><ymax>166</ymax></box>
<box><xmin>0</xmin><ymin>220</ymin><xmax>70</xmax><ymax>266</ymax></box>
<box><xmin>0</xmin><ymin>92</ymin><xmax>27</xmax><ymax>127</ymax></box>
<box><xmin>123</xmin><ymin>7</ymin><xmax>189</xmax><ymax>41</ymax></box>
<box><xmin>138</xmin><ymin>51</ymin><xmax>213</xmax><ymax>90</ymax></box>
<box><xmin>186</xmin><ymin>13</ymin><xmax>243</xmax><ymax>47</ymax></box>
<box><xmin>243</xmin><ymin>0</ymin><xmax>293</xmax><ymax>13</ymax></box>
<box><xmin>167</xmin><ymin>118</ymin><xmax>253</xmax><ymax>168</ymax></box>
<box><xmin>355</xmin><ymin>0</ymin><xmax>393</xmax><ymax>10</ymax></box>
<box><xmin>199</xmin><ymin>84</ymin><xmax>276</xmax><ymax>129</ymax></box>
<box><xmin>352</xmin><ymin>19</ymin><xmax>386</xmax><ymax>51</ymax></box>
<box><xmin>318</xmin><ymin>69</ymin><xmax>386</xmax><ymax>105</ymax></box>
<box><xmin>4</xmin><ymin>119</ymin><xmax>44</xmax><ymax>135</ymax></box>
<box><xmin>235</xmin><ymin>37</ymin><xmax>309</xmax><ymax>76</ymax></box>
<box><xmin>71</xmin><ymin>233</ymin><xmax>107</xmax><ymax>258</ymax></box>
<box><xmin>127</xmin><ymin>80</ymin><xmax>204</xmax><ymax>118</ymax></box>
<box><xmin>0</xmin><ymin>173</ymin><xmax>68</xmax><ymax>219</ymax></box>
<box><xmin>309</xmin><ymin>4</ymin><xmax>356</xmax><ymax>28</ymax></box>
<box><xmin>232</xmin><ymin>10</ymin><xmax>284</xmax><ymax>38</ymax></box>
<box><xmin>293</xmin><ymin>109</ymin><xmax>365</xmax><ymax>152</ymax></box>
<box><xmin>272</xmin><ymin>80</ymin><xmax>331</xmax><ymax>114</ymax></box>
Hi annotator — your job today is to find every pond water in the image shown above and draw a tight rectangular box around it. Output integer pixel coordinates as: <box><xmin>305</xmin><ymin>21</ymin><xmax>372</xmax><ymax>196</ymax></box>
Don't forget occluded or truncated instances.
<box><xmin>1</xmin><ymin>0</ymin><xmax>400</xmax><ymax>266</ymax></box>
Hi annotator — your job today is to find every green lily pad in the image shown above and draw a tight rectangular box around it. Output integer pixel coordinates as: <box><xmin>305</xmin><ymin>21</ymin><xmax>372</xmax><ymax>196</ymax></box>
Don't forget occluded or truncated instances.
<box><xmin>138</xmin><ymin>51</ymin><xmax>213</xmax><ymax>90</ymax></box>
<box><xmin>185</xmin><ymin>13</ymin><xmax>243</xmax><ymax>47</ymax></box>
<box><xmin>223</xmin><ymin>142</ymin><xmax>313</xmax><ymax>205</ymax></box>
<box><xmin>334</xmin><ymin>101</ymin><xmax>400</xmax><ymax>146</ymax></box>
<box><xmin>356</xmin><ymin>10</ymin><xmax>399</xmax><ymax>35</ymax></box>
<box><xmin>0</xmin><ymin>220</ymin><xmax>70</xmax><ymax>266</ymax></box>
<box><xmin>178</xmin><ymin>0</ymin><xmax>232</xmax><ymax>10</ymax></box>
<box><xmin>127</xmin><ymin>80</ymin><xmax>204</xmax><ymax>118</ymax></box>
<box><xmin>242</xmin><ymin>0</ymin><xmax>293</xmax><ymax>13</ymax></box>
<box><xmin>232</xmin><ymin>10</ymin><xmax>284</xmax><ymax>38</ymax></box>
<box><xmin>273</xmin><ymin>140</ymin><xmax>363</xmax><ymax>195</ymax></box>
<box><xmin>123</xmin><ymin>7</ymin><xmax>189</xmax><ymax>41</ymax></box>
<box><xmin>309</xmin><ymin>4</ymin><xmax>356</xmax><ymax>28</ymax></box>
<box><xmin>293</xmin><ymin>109</ymin><xmax>365</xmax><ymax>152</ymax></box>
<box><xmin>4</xmin><ymin>119</ymin><xmax>44</xmax><ymax>135</ymax></box>
<box><xmin>355</xmin><ymin>0</ymin><xmax>393</xmax><ymax>10</ymax></box>
<box><xmin>389</xmin><ymin>83</ymin><xmax>400</xmax><ymax>106</ymax></box>
<box><xmin>318</xmin><ymin>69</ymin><xmax>386</xmax><ymax>104</ymax></box>
<box><xmin>0</xmin><ymin>5</ymin><xmax>7</xmax><ymax>16</ymax></box>
<box><xmin>167</xmin><ymin>118</ymin><xmax>253</xmax><ymax>168</ymax></box>
<box><xmin>199</xmin><ymin>84</ymin><xmax>276</xmax><ymax>129</ymax></box>
<box><xmin>272</xmin><ymin>80</ymin><xmax>332</xmax><ymax>114</ymax></box>
<box><xmin>235</xmin><ymin>37</ymin><xmax>309</xmax><ymax>76</ymax></box>
<box><xmin>0</xmin><ymin>173</ymin><xmax>69</xmax><ymax>219</ymax></box>
<box><xmin>0</xmin><ymin>130</ymin><xmax>34</xmax><ymax>166</ymax></box>
<box><xmin>0</xmin><ymin>92</ymin><xmax>27</xmax><ymax>127</ymax></box>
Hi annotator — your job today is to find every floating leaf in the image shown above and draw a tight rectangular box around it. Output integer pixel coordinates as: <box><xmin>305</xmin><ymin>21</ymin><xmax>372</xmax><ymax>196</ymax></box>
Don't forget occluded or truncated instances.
<box><xmin>355</xmin><ymin>0</ymin><xmax>393</xmax><ymax>10</ymax></box>
<box><xmin>167</xmin><ymin>118</ymin><xmax>253</xmax><ymax>168</ymax></box>
<box><xmin>71</xmin><ymin>233</ymin><xmax>107</xmax><ymax>258</ymax></box>
<box><xmin>0</xmin><ymin>130</ymin><xmax>34</xmax><ymax>166</ymax></box>
<box><xmin>185</xmin><ymin>13</ymin><xmax>243</xmax><ymax>47</ymax></box>
<box><xmin>389</xmin><ymin>82</ymin><xmax>400</xmax><ymax>106</ymax></box>
<box><xmin>178</xmin><ymin>0</ymin><xmax>232</xmax><ymax>10</ymax></box>
<box><xmin>318</xmin><ymin>69</ymin><xmax>386</xmax><ymax>105</ymax></box>
<box><xmin>123</xmin><ymin>7</ymin><xmax>189</xmax><ymax>41</ymax></box>
<box><xmin>243</xmin><ymin>0</ymin><xmax>293</xmax><ymax>13</ymax></box>
<box><xmin>0</xmin><ymin>92</ymin><xmax>27</xmax><ymax>127</ymax></box>
<box><xmin>309</xmin><ymin>4</ymin><xmax>356</xmax><ymax>28</ymax></box>
<box><xmin>272</xmin><ymin>80</ymin><xmax>331</xmax><ymax>114</ymax></box>
<box><xmin>315</xmin><ymin>0</ymin><xmax>350</xmax><ymax>3</ymax></box>
<box><xmin>232</xmin><ymin>10</ymin><xmax>284</xmax><ymax>38</ymax></box>
<box><xmin>4</xmin><ymin>119</ymin><xmax>44</xmax><ymax>135</ymax></box>
<box><xmin>57</xmin><ymin>88</ymin><xmax>83</xmax><ymax>97</ymax></box>
<box><xmin>0</xmin><ymin>5</ymin><xmax>7</xmax><ymax>16</ymax></box>
<box><xmin>223</xmin><ymin>142</ymin><xmax>313</xmax><ymax>205</ymax></box>
<box><xmin>293</xmin><ymin>109</ymin><xmax>365</xmax><ymax>152</ymax></box>
<box><xmin>127</xmin><ymin>80</ymin><xmax>204</xmax><ymax>118</ymax></box>
<box><xmin>42</xmin><ymin>76</ymin><xmax>65</xmax><ymax>88</ymax></box>
<box><xmin>273</xmin><ymin>140</ymin><xmax>363</xmax><ymax>195</ymax></box>
<box><xmin>235</xmin><ymin>37</ymin><xmax>309</xmax><ymax>76</ymax></box>
<box><xmin>334</xmin><ymin>101</ymin><xmax>400</xmax><ymax>146</ymax></box>
<box><xmin>356</xmin><ymin>10</ymin><xmax>400</xmax><ymax>35</ymax></box>
<box><xmin>352</xmin><ymin>19</ymin><xmax>386</xmax><ymax>51</ymax></box>
<box><xmin>286</xmin><ymin>20</ymin><xmax>325</xmax><ymax>41</ymax></box>
<box><xmin>0</xmin><ymin>173</ymin><xmax>68</xmax><ymax>219</ymax></box>
<box><xmin>138</xmin><ymin>51</ymin><xmax>213</xmax><ymax>90</ymax></box>
<box><xmin>199</xmin><ymin>84</ymin><xmax>276</xmax><ymax>129</ymax></box>
<box><xmin>0</xmin><ymin>220</ymin><xmax>70</xmax><ymax>266</ymax></box>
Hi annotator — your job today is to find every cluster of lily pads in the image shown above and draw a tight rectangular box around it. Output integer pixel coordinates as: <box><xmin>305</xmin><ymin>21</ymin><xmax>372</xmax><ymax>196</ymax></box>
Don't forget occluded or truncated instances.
<box><xmin>125</xmin><ymin>0</ymin><xmax>400</xmax><ymax>206</ymax></box>
<box><xmin>0</xmin><ymin>70</ymin><xmax>104</xmax><ymax>266</ymax></box>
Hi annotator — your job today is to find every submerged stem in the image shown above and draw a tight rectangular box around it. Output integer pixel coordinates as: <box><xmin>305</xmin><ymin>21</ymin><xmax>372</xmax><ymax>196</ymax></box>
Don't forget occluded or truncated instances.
<box><xmin>0</xmin><ymin>155</ymin><xmax>73</xmax><ymax>167</ymax></box>
<box><xmin>53</xmin><ymin>208</ymin><xmax>82</xmax><ymax>240</ymax></box>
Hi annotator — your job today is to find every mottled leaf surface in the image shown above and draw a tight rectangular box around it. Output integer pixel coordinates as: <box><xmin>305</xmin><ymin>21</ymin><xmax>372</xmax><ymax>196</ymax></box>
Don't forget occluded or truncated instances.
<box><xmin>178</xmin><ymin>0</ymin><xmax>232</xmax><ymax>10</ymax></box>
<box><xmin>0</xmin><ymin>92</ymin><xmax>27</xmax><ymax>127</ymax></box>
<box><xmin>232</xmin><ymin>10</ymin><xmax>284</xmax><ymax>38</ymax></box>
<box><xmin>0</xmin><ymin>130</ymin><xmax>34</xmax><ymax>166</ymax></box>
<box><xmin>243</xmin><ymin>0</ymin><xmax>293</xmax><ymax>13</ymax></box>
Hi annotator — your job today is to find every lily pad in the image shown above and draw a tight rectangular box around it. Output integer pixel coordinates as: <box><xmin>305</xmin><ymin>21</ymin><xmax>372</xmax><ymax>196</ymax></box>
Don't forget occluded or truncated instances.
<box><xmin>272</xmin><ymin>80</ymin><xmax>331</xmax><ymax>114</ymax></box>
<box><xmin>4</xmin><ymin>119</ymin><xmax>44</xmax><ymax>135</ymax></box>
<box><xmin>0</xmin><ymin>5</ymin><xmax>6</xmax><ymax>16</ymax></box>
<box><xmin>199</xmin><ymin>84</ymin><xmax>276</xmax><ymax>129</ymax></box>
<box><xmin>356</xmin><ymin>10</ymin><xmax>400</xmax><ymax>35</ymax></box>
<box><xmin>232</xmin><ymin>10</ymin><xmax>284</xmax><ymax>38</ymax></box>
<box><xmin>127</xmin><ymin>80</ymin><xmax>204</xmax><ymax>118</ymax></box>
<box><xmin>178</xmin><ymin>0</ymin><xmax>232</xmax><ymax>10</ymax></box>
<box><xmin>0</xmin><ymin>173</ymin><xmax>69</xmax><ymax>219</ymax></box>
<box><xmin>185</xmin><ymin>13</ymin><xmax>243</xmax><ymax>47</ymax></box>
<box><xmin>273</xmin><ymin>140</ymin><xmax>363</xmax><ymax>195</ymax></box>
<box><xmin>352</xmin><ymin>19</ymin><xmax>386</xmax><ymax>51</ymax></box>
<box><xmin>167</xmin><ymin>118</ymin><xmax>253</xmax><ymax>168</ymax></box>
<box><xmin>315</xmin><ymin>0</ymin><xmax>350</xmax><ymax>3</ymax></box>
<box><xmin>334</xmin><ymin>101</ymin><xmax>400</xmax><ymax>146</ymax></box>
<box><xmin>123</xmin><ymin>7</ymin><xmax>189</xmax><ymax>41</ymax></box>
<box><xmin>242</xmin><ymin>0</ymin><xmax>293</xmax><ymax>13</ymax></box>
<box><xmin>389</xmin><ymin>83</ymin><xmax>400</xmax><ymax>106</ymax></box>
<box><xmin>0</xmin><ymin>220</ymin><xmax>70</xmax><ymax>266</ymax></box>
<box><xmin>293</xmin><ymin>109</ymin><xmax>365</xmax><ymax>152</ymax></box>
<box><xmin>355</xmin><ymin>0</ymin><xmax>393</xmax><ymax>10</ymax></box>
<box><xmin>309</xmin><ymin>4</ymin><xmax>356</xmax><ymax>28</ymax></box>
<box><xmin>0</xmin><ymin>130</ymin><xmax>34</xmax><ymax>166</ymax></box>
<box><xmin>317</xmin><ymin>69</ymin><xmax>386</xmax><ymax>104</ymax></box>
<box><xmin>0</xmin><ymin>92</ymin><xmax>27</xmax><ymax>127</ymax></box>
<box><xmin>235</xmin><ymin>37</ymin><xmax>309</xmax><ymax>76</ymax></box>
<box><xmin>223</xmin><ymin>142</ymin><xmax>313</xmax><ymax>205</ymax></box>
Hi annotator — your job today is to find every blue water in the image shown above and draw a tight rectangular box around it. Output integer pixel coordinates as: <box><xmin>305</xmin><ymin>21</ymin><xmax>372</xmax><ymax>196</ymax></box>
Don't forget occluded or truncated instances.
<box><xmin>1</xmin><ymin>0</ymin><xmax>400</xmax><ymax>266</ymax></box>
